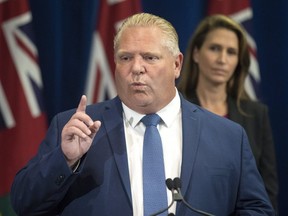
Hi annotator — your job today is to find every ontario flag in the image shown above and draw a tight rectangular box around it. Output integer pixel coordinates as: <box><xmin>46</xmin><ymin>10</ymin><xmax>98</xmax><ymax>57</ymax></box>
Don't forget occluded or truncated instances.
<box><xmin>85</xmin><ymin>0</ymin><xmax>141</xmax><ymax>104</ymax></box>
<box><xmin>0</xmin><ymin>0</ymin><xmax>47</xmax><ymax>215</ymax></box>
<box><xmin>207</xmin><ymin>0</ymin><xmax>260</xmax><ymax>100</ymax></box>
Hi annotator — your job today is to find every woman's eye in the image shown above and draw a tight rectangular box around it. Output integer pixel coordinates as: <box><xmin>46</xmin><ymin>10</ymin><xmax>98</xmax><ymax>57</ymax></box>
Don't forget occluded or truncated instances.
<box><xmin>227</xmin><ymin>49</ymin><xmax>238</xmax><ymax>56</ymax></box>
<box><xmin>210</xmin><ymin>45</ymin><xmax>221</xmax><ymax>51</ymax></box>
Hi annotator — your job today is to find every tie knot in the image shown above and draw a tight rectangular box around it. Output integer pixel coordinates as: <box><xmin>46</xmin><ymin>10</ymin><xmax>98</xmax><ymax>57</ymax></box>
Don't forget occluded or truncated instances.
<box><xmin>141</xmin><ymin>114</ymin><xmax>161</xmax><ymax>127</ymax></box>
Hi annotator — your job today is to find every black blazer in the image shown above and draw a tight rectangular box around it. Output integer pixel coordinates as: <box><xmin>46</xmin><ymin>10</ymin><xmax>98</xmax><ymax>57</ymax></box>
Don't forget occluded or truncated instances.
<box><xmin>188</xmin><ymin>94</ymin><xmax>278</xmax><ymax>210</ymax></box>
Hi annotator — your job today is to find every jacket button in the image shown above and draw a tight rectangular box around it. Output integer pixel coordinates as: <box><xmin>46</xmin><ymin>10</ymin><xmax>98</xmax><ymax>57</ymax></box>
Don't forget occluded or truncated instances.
<box><xmin>55</xmin><ymin>174</ymin><xmax>66</xmax><ymax>185</ymax></box>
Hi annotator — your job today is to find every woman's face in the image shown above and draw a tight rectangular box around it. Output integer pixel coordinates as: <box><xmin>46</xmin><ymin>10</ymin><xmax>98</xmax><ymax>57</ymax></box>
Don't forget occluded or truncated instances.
<box><xmin>193</xmin><ymin>28</ymin><xmax>239</xmax><ymax>87</ymax></box>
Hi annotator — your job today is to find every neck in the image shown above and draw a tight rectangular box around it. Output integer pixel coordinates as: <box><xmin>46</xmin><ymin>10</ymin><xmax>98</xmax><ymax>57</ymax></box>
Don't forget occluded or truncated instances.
<box><xmin>196</xmin><ymin>85</ymin><xmax>228</xmax><ymax>117</ymax></box>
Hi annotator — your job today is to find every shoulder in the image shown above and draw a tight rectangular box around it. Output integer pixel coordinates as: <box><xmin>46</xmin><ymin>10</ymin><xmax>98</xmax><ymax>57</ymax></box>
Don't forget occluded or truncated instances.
<box><xmin>241</xmin><ymin>100</ymin><xmax>268</xmax><ymax>111</ymax></box>
<box><xmin>239</xmin><ymin>100</ymin><xmax>269</xmax><ymax>118</ymax></box>
<box><xmin>228</xmin><ymin>97</ymin><xmax>269</xmax><ymax>116</ymax></box>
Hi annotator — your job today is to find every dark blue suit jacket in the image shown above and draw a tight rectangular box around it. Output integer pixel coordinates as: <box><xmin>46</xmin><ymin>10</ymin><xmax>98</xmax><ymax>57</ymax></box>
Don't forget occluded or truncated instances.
<box><xmin>187</xmin><ymin>93</ymin><xmax>278</xmax><ymax>210</ymax></box>
<box><xmin>11</xmin><ymin>95</ymin><xmax>274</xmax><ymax>215</ymax></box>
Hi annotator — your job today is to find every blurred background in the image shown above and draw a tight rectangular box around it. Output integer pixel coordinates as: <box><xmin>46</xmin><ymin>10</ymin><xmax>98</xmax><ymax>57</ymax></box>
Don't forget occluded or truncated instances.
<box><xmin>1</xmin><ymin>0</ymin><xmax>287</xmax><ymax>215</ymax></box>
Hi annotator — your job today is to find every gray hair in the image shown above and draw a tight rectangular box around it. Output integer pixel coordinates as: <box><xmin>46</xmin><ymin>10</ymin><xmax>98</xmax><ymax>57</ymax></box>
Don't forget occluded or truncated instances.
<box><xmin>113</xmin><ymin>13</ymin><xmax>180</xmax><ymax>57</ymax></box>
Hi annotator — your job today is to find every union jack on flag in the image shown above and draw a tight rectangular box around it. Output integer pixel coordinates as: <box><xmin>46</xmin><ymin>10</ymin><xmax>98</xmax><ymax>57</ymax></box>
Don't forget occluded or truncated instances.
<box><xmin>0</xmin><ymin>0</ymin><xmax>47</xmax><ymax>214</ymax></box>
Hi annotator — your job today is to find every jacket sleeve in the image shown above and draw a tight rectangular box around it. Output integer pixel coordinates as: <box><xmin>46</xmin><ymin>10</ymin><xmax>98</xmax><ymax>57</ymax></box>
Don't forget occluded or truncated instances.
<box><xmin>10</xmin><ymin>114</ymin><xmax>80</xmax><ymax>215</ymax></box>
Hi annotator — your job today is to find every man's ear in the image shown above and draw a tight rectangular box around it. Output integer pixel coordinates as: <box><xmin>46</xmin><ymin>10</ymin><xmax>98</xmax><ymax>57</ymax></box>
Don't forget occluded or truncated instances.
<box><xmin>175</xmin><ymin>53</ymin><xmax>183</xmax><ymax>79</ymax></box>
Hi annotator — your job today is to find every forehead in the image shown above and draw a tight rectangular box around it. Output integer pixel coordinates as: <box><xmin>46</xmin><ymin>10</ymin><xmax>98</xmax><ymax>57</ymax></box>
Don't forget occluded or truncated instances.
<box><xmin>205</xmin><ymin>28</ymin><xmax>239</xmax><ymax>48</ymax></box>
<box><xmin>117</xmin><ymin>26</ymin><xmax>169</xmax><ymax>52</ymax></box>
<box><xmin>119</xmin><ymin>26</ymin><xmax>163</xmax><ymax>44</ymax></box>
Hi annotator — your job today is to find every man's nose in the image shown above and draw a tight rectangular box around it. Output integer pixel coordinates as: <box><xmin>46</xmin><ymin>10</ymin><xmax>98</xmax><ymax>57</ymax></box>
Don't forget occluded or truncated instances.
<box><xmin>131</xmin><ymin>57</ymin><xmax>145</xmax><ymax>74</ymax></box>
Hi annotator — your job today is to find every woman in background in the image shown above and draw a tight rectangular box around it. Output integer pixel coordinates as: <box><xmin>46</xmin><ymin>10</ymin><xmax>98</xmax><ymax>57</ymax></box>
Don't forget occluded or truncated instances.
<box><xmin>177</xmin><ymin>14</ymin><xmax>278</xmax><ymax>211</ymax></box>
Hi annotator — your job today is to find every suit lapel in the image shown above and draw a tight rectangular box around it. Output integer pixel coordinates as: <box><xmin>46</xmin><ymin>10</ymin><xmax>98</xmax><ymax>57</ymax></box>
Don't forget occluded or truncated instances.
<box><xmin>180</xmin><ymin>97</ymin><xmax>201</xmax><ymax>195</ymax></box>
<box><xmin>101</xmin><ymin>97</ymin><xmax>132</xmax><ymax>204</ymax></box>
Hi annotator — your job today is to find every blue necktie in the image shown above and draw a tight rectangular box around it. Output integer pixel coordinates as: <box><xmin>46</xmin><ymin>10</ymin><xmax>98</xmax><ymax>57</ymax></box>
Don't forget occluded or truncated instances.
<box><xmin>142</xmin><ymin>114</ymin><xmax>167</xmax><ymax>216</ymax></box>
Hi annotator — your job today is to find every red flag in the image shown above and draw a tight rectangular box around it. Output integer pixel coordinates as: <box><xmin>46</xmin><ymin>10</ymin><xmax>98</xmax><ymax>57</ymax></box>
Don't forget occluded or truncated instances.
<box><xmin>85</xmin><ymin>0</ymin><xmax>141</xmax><ymax>103</ymax></box>
<box><xmin>207</xmin><ymin>0</ymin><xmax>261</xmax><ymax>100</ymax></box>
<box><xmin>0</xmin><ymin>0</ymin><xmax>47</xmax><ymax>214</ymax></box>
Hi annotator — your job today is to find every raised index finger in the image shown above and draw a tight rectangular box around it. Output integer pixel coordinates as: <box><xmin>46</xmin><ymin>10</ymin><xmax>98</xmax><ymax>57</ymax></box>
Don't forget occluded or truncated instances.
<box><xmin>76</xmin><ymin>95</ymin><xmax>87</xmax><ymax>113</ymax></box>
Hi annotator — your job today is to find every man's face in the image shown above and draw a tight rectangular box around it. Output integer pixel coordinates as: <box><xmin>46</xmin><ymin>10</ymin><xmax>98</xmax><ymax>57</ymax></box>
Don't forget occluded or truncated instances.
<box><xmin>114</xmin><ymin>26</ymin><xmax>183</xmax><ymax>114</ymax></box>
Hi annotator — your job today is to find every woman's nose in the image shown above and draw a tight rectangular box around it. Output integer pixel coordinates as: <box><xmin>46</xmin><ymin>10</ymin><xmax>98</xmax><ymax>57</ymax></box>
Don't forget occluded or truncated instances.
<box><xmin>217</xmin><ymin>51</ymin><xmax>227</xmax><ymax>63</ymax></box>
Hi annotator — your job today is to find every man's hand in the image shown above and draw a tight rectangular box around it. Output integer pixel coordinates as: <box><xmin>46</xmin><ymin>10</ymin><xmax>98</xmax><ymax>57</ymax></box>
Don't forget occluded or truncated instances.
<box><xmin>61</xmin><ymin>95</ymin><xmax>101</xmax><ymax>167</ymax></box>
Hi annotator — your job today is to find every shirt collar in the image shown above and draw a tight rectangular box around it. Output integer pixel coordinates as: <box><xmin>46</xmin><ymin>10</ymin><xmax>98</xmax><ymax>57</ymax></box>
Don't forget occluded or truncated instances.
<box><xmin>122</xmin><ymin>89</ymin><xmax>181</xmax><ymax>128</ymax></box>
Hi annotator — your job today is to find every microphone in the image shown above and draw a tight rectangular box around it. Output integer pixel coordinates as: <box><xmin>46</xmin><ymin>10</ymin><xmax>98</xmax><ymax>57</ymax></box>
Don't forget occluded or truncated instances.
<box><xmin>173</xmin><ymin>177</ymin><xmax>215</xmax><ymax>216</ymax></box>
<box><xmin>149</xmin><ymin>178</ymin><xmax>177</xmax><ymax>216</ymax></box>
<box><xmin>166</xmin><ymin>178</ymin><xmax>174</xmax><ymax>191</ymax></box>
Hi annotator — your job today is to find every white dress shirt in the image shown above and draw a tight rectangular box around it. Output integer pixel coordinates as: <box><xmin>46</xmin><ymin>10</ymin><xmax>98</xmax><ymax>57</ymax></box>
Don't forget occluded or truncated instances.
<box><xmin>123</xmin><ymin>90</ymin><xmax>182</xmax><ymax>216</ymax></box>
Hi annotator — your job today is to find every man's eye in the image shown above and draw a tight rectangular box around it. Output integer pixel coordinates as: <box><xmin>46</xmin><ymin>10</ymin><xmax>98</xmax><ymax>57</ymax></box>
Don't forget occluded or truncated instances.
<box><xmin>119</xmin><ymin>56</ymin><xmax>131</xmax><ymax>61</ymax></box>
<box><xmin>144</xmin><ymin>56</ymin><xmax>158</xmax><ymax>61</ymax></box>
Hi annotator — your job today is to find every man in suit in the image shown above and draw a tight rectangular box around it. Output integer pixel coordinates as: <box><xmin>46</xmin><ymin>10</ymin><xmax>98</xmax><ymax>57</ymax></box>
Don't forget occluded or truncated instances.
<box><xmin>11</xmin><ymin>13</ymin><xmax>274</xmax><ymax>216</ymax></box>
